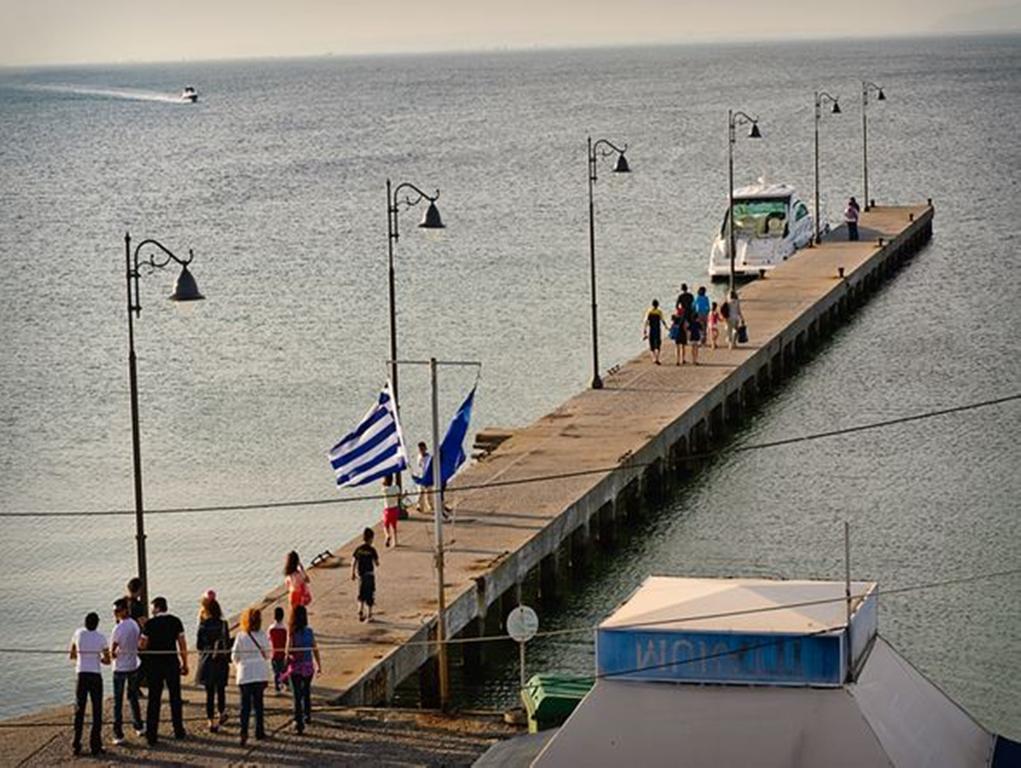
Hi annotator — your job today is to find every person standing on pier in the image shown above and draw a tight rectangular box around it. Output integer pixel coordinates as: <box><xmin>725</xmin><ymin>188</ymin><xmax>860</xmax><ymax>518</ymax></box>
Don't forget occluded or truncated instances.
<box><xmin>139</xmin><ymin>596</ymin><xmax>188</xmax><ymax>745</ymax></box>
<box><xmin>845</xmin><ymin>197</ymin><xmax>860</xmax><ymax>241</ymax></box>
<box><xmin>284</xmin><ymin>551</ymin><xmax>312</xmax><ymax>608</ymax></box>
<box><xmin>125</xmin><ymin>577</ymin><xmax>147</xmax><ymax>628</ymax></box>
<box><xmin>232</xmin><ymin>607</ymin><xmax>271</xmax><ymax>746</ymax></box>
<box><xmin>351</xmin><ymin>527</ymin><xmax>380</xmax><ymax>622</ymax></box>
<box><xmin>675</xmin><ymin>284</ymin><xmax>694</xmax><ymax>320</ymax></box>
<box><xmin>110</xmin><ymin>598</ymin><xmax>144</xmax><ymax>746</ymax></box>
<box><xmin>69</xmin><ymin>611</ymin><xmax>110</xmax><ymax>756</ymax></box>
<box><xmin>381</xmin><ymin>473</ymin><xmax>401</xmax><ymax>547</ymax></box>
<box><xmin>284</xmin><ymin>604</ymin><xmax>322</xmax><ymax>734</ymax></box>
<box><xmin>195</xmin><ymin>592</ymin><xmax>231</xmax><ymax>733</ymax></box>
<box><xmin>644</xmin><ymin>299</ymin><xmax>668</xmax><ymax>364</ymax></box>
<box><xmin>415</xmin><ymin>442</ymin><xmax>434</xmax><ymax>516</ymax></box>
<box><xmin>688</xmin><ymin>311</ymin><xmax>703</xmax><ymax>365</ymax></box>
<box><xmin>709</xmin><ymin>302</ymin><xmax>721</xmax><ymax>349</ymax></box>
<box><xmin>693</xmin><ymin>287</ymin><xmax>711</xmax><ymax>346</ymax></box>
<box><xmin>269</xmin><ymin>606</ymin><xmax>288</xmax><ymax>694</ymax></box>
<box><xmin>723</xmin><ymin>290</ymin><xmax>745</xmax><ymax>350</ymax></box>
<box><xmin>669</xmin><ymin>307</ymin><xmax>687</xmax><ymax>365</ymax></box>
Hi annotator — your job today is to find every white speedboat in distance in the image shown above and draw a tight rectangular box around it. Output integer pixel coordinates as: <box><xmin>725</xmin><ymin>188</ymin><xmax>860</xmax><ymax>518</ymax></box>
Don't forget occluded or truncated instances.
<box><xmin>707</xmin><ymin>182</ymin><xmax>814</xmax><ymax>281</ymax></box>
<box><xmin>181</xmin><ymin>86</ymin><xmax>198</xmax><ymax>103</ymax></box>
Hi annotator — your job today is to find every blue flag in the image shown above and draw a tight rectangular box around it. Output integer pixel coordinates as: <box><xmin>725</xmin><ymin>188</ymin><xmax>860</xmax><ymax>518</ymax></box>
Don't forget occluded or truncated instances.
<box><xmin>414</xmin><ymin>385</ymin><xmax>476</xmax><ymax>488</ymax></box>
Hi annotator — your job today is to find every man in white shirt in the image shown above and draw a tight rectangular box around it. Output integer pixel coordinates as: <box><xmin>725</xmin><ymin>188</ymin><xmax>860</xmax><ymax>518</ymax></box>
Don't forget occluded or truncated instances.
<box><xmin>416</xmin><ymin>442</ymin><xmax>434</xmax><ymax>515</ymax></box>
<box><xmin>111</xmin><ymin>597</ymin><xmax>145</xmax><ymax>745</ymax></box>
<box><xmin>69</xmin><ymin>612</ymin><xmax>110</xmax><ymax>757</ymax></box>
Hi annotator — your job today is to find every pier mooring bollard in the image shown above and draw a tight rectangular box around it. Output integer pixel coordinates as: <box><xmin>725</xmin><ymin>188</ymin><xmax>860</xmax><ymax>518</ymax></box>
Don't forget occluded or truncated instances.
<box><xmin>908</xmin><ymin>212</ymin><xmax>914</xmax><ymax>222</ymax></box>
<box><xmin>877</xmin><ymin>237</ymin><xmax>885</xmax><ymax>247</ymax></box>
<box><xmin>837</xmin><ymin>266</ymin><xmax>845</xmax><ymax>278</ymax></box>
<box><xmin>870</xmin><ymin>198</ymin><xmax>875</xmax><ymax>209</ymax></box>
<box><xmin>759</xmin><ymin>268</ymin><xmax>766</xmax><ymax>279</ymax></box>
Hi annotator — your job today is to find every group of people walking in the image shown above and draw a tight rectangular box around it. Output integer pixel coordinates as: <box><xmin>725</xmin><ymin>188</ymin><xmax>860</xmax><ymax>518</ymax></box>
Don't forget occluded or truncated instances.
<box><xmin>68</xmin><ymin>559</ymin><xmax>325</xmax><ymax>756</ymax></box>
<box><xmin>644</xmin><ymin>284</ymin><xmax>746</xmax><ymax>366</ymax></box>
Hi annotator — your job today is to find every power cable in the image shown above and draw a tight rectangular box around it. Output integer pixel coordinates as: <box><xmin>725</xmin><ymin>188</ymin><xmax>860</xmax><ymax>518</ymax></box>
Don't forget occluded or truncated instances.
<box><xmin>1</xmin><ymin>392</ymin><xmax>1017</xmax><ymax>519</ymax></box>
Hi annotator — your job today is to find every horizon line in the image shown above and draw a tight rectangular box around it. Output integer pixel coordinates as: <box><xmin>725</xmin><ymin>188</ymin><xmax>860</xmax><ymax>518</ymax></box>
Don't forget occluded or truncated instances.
<box><xmin>1</xmin><ymin>29</ymin><xmax>1018</xmax><ymax>72</ymax></box>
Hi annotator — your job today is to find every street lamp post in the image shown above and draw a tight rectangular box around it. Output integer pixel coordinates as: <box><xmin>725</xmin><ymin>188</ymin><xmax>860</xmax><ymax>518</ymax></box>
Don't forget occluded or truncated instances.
<box><xmin>727</xmin><ymin>110</ymin><xmax>762</xmax><ymax>291</ymax></box>
<box><xmin>814</xmin><ymin>91</ymin><xmax>841</xmax><ymax>245</ymax></box>
<box><xmin>124</xmin><ymin>233</ymin><xmax>205</xmax><ymax>609</ymax></box>
<box><xmin>861</xmin><ymin>81</ymin><xmax>886</xmax><ymax>211</ymax></box>
<box><xmin>385</xmin><ymin>179</ymin><xmax>445</xmax><ymax>487</ymax></box>
<box><xmin>586</xmin><ymin>136</ymin><xmax>630</xmax><ymax>390</ymax></box>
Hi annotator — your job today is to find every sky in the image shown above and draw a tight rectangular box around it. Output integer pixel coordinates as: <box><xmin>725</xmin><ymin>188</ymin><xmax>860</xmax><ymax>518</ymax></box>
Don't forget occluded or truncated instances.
<box><xmin>0</xmin><ymin>0</ymin><xmax>1019</xmax><ymax>67</ymax></box>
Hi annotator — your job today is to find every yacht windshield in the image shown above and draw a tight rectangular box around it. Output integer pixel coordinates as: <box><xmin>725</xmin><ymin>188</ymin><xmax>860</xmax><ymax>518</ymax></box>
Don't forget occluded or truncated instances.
<box><xmin>723</xmin><ymin>198</ymin><xmax>789</xmax><ymax>238</ymax></box>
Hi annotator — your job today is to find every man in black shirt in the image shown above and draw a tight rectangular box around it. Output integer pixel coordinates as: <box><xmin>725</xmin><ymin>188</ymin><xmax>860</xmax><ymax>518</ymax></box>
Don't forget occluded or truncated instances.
<box><xmin>139</xmin><ymin>596</ymin><xmax>189</xmax><ymax>745</ymax></box>
<box><xmin>676</xmin><ymin>283</ymin><xmax>694</xmax><ymax>319</ymax></box>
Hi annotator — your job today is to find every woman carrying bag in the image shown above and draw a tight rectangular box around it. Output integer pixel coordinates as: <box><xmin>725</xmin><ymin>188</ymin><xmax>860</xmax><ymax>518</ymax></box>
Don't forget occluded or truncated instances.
<box><xmin>284</xmin><ymin>551</ymin><xmax>312</xmax><ymax>608</ymax></box>
<box><xmin>195</xmin><ymin>591</ymin><xmax>231</xmax><ymax>733</ymax></box>
<box><xmin>231</xmin><ymin>607</ymin><xmax>271</xmax><ymax>746</ymax></box>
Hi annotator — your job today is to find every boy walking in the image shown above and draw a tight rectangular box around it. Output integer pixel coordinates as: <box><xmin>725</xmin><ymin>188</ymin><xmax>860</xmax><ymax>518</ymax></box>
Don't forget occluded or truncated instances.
<box><xmin>69</xmin><ymin>612</ymin><xmax>110</xmax><ymax>756</ymax></box>
<box><xmin>351</xmin><ymin>528</ymin><xmax>380</xmax><ymax>622</ymax></box>
<box><xmin>268</xmin><ymin>606</ymin><xmax>288</xmax><ymax>693</ymax></box>
<box><xmin>111</xmin><ymin>597</ymin><xmax>145</xmax><ymax>744</ymax></box>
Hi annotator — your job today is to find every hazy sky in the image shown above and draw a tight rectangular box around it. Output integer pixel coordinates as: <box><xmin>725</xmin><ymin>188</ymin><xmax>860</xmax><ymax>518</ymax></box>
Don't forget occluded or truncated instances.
<box><xmin>1</xmin><ymin>0</ymin><xmax>1019</xmax><ymax>67</ymax></box>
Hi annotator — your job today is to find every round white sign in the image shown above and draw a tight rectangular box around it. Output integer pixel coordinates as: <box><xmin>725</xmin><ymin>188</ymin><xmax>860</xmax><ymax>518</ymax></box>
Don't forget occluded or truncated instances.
<box><xmin>506</xmin><ymin>605</ymin><xmax>539</xmax><ymax>643</ymax></box>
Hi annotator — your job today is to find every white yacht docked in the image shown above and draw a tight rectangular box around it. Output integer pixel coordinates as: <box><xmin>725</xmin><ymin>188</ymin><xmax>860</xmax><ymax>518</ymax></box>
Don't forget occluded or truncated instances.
<box><xmin>707</xmin><ymin>182</ymin><xmax>814</xmax><ymax>280</ymax></box>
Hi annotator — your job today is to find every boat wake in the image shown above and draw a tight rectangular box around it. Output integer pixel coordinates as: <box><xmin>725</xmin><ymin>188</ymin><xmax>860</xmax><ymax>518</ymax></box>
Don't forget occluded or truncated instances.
<box><xmin>22</xmin><ymin>84</ymin><xmax>190</xmax><ymax>104</ymax></box>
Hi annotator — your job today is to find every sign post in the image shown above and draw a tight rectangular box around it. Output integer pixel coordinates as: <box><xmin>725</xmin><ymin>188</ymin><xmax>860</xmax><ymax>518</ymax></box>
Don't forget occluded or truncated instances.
<box><xmin>507</xmin><ymin>605</ymin><xmax>539</xmax><ymax>689</ymax></box>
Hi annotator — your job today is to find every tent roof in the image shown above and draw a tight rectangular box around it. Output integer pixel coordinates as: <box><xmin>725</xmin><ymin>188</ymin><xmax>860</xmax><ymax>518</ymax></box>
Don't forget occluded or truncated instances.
<box><xmin>533</xmin><ymin>637</ymin><xmax>996</xmax><ymax>768</ymax></box>
<box><xmin>600</xmin><ymin>576</ymin><xmax>875</xmax><ymax>635</ymax></box>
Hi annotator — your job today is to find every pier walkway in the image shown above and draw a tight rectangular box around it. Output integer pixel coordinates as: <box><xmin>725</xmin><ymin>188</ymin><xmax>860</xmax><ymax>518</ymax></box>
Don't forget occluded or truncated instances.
<box><xmin>0</xmin><ymin>204</ymin><xmax>933</xmax><ymax>765</ymax></box>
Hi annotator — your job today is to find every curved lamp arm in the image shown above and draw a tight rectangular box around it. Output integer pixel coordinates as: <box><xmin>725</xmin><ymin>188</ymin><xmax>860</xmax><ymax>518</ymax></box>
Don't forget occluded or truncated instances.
<box><xmin>591</xmin><ymin>138</ymin><xmax>628</xmax><ymax>160</ymax></box>
<box><xmin>390</xmin><ymin>182</ymin><xmax>440</xmax><ymax>213</ymax></box>
<box><xmin>131</xmin><ymin>239</ymin><xmax>195</xmax><ymax>273</ymax></box>
<box><xmin>730</xmin><ymin>110</ymin><xmax>758</xmax><ymax>128</ymax></box>
<box><xmin>816</xmin><ymin>90</ymin><xmax>839</xmax><ymax>106</ymax></box>
<box><xmin>863</xmin><ymin>80</ymin><xmax>883</xmax><ymax>95</ymax></box>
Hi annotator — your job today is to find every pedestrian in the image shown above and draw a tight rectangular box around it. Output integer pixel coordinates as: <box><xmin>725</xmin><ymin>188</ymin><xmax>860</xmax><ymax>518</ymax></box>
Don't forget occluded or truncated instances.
<box><xmin>381</xmin><ymin>473</ymin><xmax>401</xmax><ymax>547</ymax></box>
<box><xmin>231</xmin><ymin>607</ymin><xmax>271</xmax><ymax>747</ymax></box>
<box><xmin>725</xmin><ymin>290</ymin><xmax>745</xmax><ymax>349</ymax></box>
<box><xmin>688</xmin><ymin>312</ymin><xmax>703</xmax><ymax>365</ymax></box>
<box><xmin>668</xmin><ymin>308</ymin><xmax>687</xmax><ymax>365</ymax></box>
<box><xmin>284</xmin><ymin>605</ymin><xmax>322</xmax><ymax>734</ymax></box>
<box><xmin>125</xmin><ymin>577</ymin><xmax>147</xmax><ymax>627</ymax></box>
<box><xmin>284</xmin><ymin>551</ymin><xmax>312</xmax><ymax>608</ymax></box>
<box><xmin>849</xmin><ymin>196</ymin><xmax>861</xmax><ymax>214</ymax></box>
<box><xmin>351</xmin><ymin>527</ymin><xmax>380</xmax><ymax>622</ymax></box>
<box><xmin>643</xmin><ymin>299</ymin><xmax>668</xmax><ymax>365</ymax></box>
<box><xmin>675</xmin><ymin>283</ymin><xmax>694</xmax><ymax>319</ymax></box>
<box><xmin>415</xmin><ymin>442</ymin><xmax>434</xmax><ymax>516</ymax></box>
<box><xmin>268</xmin><ymin>606</ymin><xmax>288</xmax><ymax>694</ymax></box>
<box><xmin>139</xmin><ymin>596</ymin><xmax>188</xmax><ymax>746</ymax></box>
<box><xmin>693</xmin><ymin>287</ymin><xmax>711</xmax><ymax>346</ymax></box>
<box><xmin>110</xmin><ymin>597</ymin><xmax>144</xmax><ymax>746</ymax></box>
<box><xmin>844</xmin><ymin>197</ymin><xmax>860</xmax><ymax>241</ymax></box>
<box><xmin>709</xmin><ymin>301</ymin><xmax>721</xmax><ymax>349</ymax></box>
<box><xmin>69</xmin><ymin>611</ymin><xmax>110</xmax><ymax>757</ymax></box>
<box><xmin>195</xmin><ymin>591</ymin><xmax>231</xmax><ymax>733</ymax></box>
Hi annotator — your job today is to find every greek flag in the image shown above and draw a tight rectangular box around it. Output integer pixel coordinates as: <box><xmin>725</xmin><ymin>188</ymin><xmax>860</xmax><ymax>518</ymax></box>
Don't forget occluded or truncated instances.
<box><xmin>329</xmin><ymin>382</ymin><xmax>408</xmax><ymax>488</ymax></box>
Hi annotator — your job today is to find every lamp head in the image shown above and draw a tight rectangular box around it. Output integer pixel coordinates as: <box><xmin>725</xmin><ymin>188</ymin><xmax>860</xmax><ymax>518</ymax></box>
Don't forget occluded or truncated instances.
<box><xmin>419</xmin><ymin>200</ymin><xmax>445</xmax><ymax>230</ymax></box>
<box><xmin>831</xmin><ymin>101</ymin><xmax>841</xmax><ymax>115</ymax></box>
<box><xmin>748</xmin><ymin>122</ymin><xmax>762</xmax><ymax>139</ymax></box>
<box><xmin>613</xmin><ymin>153</ymin><xmax>630</xmax><ymax>173</ymax></box>
<box><xmin>168</xmin><ymin>264</ymin><xmax>204</xmax><ymax>303</ymax></box>
<box><xmin>877</xmin><ymin>88</ymin><xmax>886</xmax><ymax>101</ymax></box>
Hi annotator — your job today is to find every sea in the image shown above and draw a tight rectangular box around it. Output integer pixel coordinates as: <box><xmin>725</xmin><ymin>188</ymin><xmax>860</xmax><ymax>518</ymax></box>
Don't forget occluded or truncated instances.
<box><xmin>1</xmin><ymin>35</ymin><xmax>1019</xmax><ymax>731</ymax></box>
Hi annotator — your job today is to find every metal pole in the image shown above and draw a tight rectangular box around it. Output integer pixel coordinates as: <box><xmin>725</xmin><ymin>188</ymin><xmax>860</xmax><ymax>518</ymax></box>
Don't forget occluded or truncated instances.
<box><xmin>587</xmin><ymin>137</ymin><xmax>603</xmax><ymax>390</ymax></box>
<box><xmin>386</xmin><ymin>180</ymin><xmax>403</xmax><ymax>492</ymax></box>
<box><xmin>430</xmin><ymin>357</ymin><xmax>450</xmax><ymax>709</ymax></box>
<box><xmin>728</xmin><ymin>111</ymin><xmax>736</xmax><ymax>292</ymax></box>
<box><xmin>125</xmin><ymin>233</ymin><xmax>149</xmax><ymax>610</ymax></box>
<box><xmin>844</xmin><ymin>520</ymin><xmax>853</xmax><ymax>682</ymax></box>
<box><xmin>862</xmin><ymin>84</ymin><xmax>870</xmax><ymax>211</ymax></box>
<box><xmin>814</xmin><ymin>93</ymin><xmax>821</xmax><ymax>245</ymax></box>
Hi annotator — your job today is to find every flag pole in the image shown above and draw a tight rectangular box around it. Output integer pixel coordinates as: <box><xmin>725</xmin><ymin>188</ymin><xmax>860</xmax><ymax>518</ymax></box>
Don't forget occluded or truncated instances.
<box><xmin>430</xmin><ymin>356</ymin><xmax>450</xmax><ymax>710</ymax></box>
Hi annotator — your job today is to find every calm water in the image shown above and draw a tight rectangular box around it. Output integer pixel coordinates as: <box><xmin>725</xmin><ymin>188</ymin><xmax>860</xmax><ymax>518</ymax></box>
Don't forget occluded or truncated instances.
<box><xmin>1</xmin><ymin>37</ymin><xmax>1019</xmax><ymax>730</ymax></box>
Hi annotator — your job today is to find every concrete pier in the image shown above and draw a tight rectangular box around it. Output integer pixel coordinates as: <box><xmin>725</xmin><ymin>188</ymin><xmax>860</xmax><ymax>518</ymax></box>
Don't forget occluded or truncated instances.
<box><xmin>294</xmin><ymin>203</ymin><xmax>934</xmax><ymax>707</ymax></box>
<box><xmin>0</xmin><ymin>205</ymin><xmax>933</xmax><ymax>765</ymax></box>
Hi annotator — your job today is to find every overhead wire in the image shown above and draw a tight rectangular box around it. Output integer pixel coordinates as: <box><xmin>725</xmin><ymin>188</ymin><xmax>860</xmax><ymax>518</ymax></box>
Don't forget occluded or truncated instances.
<box><xmin>1</xmin><ymin>392</ymin><xmax>1017</xmax><ymax>519</ymax></box>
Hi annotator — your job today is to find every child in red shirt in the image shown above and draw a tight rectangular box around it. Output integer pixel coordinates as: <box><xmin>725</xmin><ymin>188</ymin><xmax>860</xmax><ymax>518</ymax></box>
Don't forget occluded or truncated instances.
<box><xmin>268</xmin><ymin>606</ymin><xmax>288</xmax><ymax>693</ymax></box>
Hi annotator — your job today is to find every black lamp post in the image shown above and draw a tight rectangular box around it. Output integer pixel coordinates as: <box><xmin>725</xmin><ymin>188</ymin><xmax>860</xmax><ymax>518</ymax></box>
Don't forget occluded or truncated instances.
<box><xmin>586</xmin><ymin>136</ymin><xmax>630</xmax><ymax>390</ymax></box>
<box><xmin>727</xmin><ymin>110</ymin><xmax>761</xmax><ymax>290</ymax></box>
<box><xmin>814</xmin><ymin>91</ymin><xmax>841</xmax><ymax>245</ymax></box>
<box><xmin>385</xmin><ymin>178</ymin><xmax>444</xmax><ymax>452</ymax></box>
<box><xmin>861</xmin><ymin>81</ymin><xmax>886</xmax><ymax>211</ymax></box>
<box><xmin>124</xmin><ymin>233</ymin><xmax>205</xmax><ymax>610</ymax></box>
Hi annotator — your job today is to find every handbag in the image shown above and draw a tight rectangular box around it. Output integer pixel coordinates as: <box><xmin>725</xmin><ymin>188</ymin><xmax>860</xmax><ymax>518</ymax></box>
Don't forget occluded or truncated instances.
<box><xmin>737</xmin><ymin>323</ymin><xmax>748</xmax><ymax>344</ymax></box>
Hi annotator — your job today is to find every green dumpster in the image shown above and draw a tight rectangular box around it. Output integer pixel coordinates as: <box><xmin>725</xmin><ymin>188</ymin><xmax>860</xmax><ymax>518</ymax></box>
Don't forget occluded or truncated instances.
<box><xmin>520</xmin><ymin>674</ymin><xmax>593</xmax><ymax>733</ymax></box>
